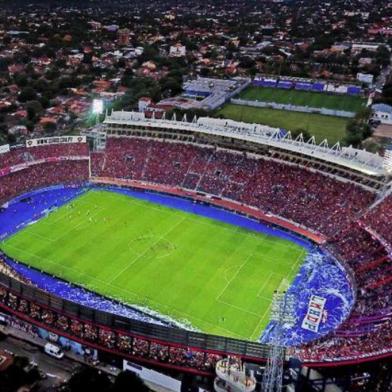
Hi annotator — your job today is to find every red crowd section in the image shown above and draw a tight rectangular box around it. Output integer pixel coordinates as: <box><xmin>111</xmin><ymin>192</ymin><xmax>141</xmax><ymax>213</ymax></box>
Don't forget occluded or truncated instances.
<box><xmin>363</xmin><ymin>195</ymin><xmax>392</xmax><ymax>245</ymax></box>
<box><xmin>0</xmin><ymin>143</ymin><xmax>90</xmax><ymax>205</ymax></box>
<box><xmin>0</xmin><ymin>143</ymin><xmax>89</xmax><ymax>170</ymax></box>
<box><xmin>89</xmin><ymin>137</ymin><xmax>392</xmax><ymax>364</ymax></box>
<box><xmin>1</xmin><ymin>137</ymin><xmax>392</xmax><ymax>365</ymax></box>
<box><xmin>91</xmin><ymin>137</ymin><xmax>374</xmax><ymax>238</ymax></box>
<box><xmin>0</xmin><ymin>160</ymin><xmax>89</xmax><ymax>205</ymax></box>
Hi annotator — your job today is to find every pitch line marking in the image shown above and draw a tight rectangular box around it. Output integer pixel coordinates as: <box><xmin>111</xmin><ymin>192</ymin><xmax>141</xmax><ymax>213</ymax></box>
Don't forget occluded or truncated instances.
<box><xmin>215</xmin><ymin>258</ymin><xmax>250</xmax><ymax>302</ymax></box>
<box><xmin>47</xmin><ymin>200</ymin><xmax>96</xmax><ymax>225</ymax></box>
<box><xmin>41</xmin><ymin>201</ymin><xmax>105</xmax><ymax>240</ymax></box>
<box><xmin>3</xmin><ymin>191</ymin><xmax>307</xmax><ymax>341</ymax></box>
<box><xmin>221</xmin><ymin>263</ymin><xmax>244</xmax><ymax>283</ymax></box>
<box><xmin>251</xmin><ymin>302</ymin><xmax>272</xmax><ymax>340</ymax></box>
<box><xmin>256</xmin><ymin>272</ymin><xmax>274</xmax><ymax>299</ymax></box>
<box><xmin>50</xmin><ymin>207</ymin><xmax>105</xmax><ymax>242</ymax></box>
<box><xmin>108</xmin><ymin>216</ymin><xmax>186</xmax><ymax>284</ymax></box>
<box><xmin>3</xmin><ymin>243</ymin><xmax>250</xmax><ymax>340</ymax></box>
<box><xmin>26</xmin><ymin>232</ymin><xmax>55</xmax><ymax>243</ymax></box>
<box><xmin>45</xmin><ymin>201</ymin><xmax>105</xmax><ymax>230</ymax></box>
<box><xmin>216</xmin><ymin>298</ymin><xmax>260</xmax><ymax>317</ymax></box>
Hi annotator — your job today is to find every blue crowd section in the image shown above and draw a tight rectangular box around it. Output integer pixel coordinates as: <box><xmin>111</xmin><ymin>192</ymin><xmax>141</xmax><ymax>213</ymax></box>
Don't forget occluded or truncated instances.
<box><xmin>0</xmin><ymin>185</ymin><xmax>87</xmax><ymax>240</ymax></box>
<box><xmin>4</xmin><ymin>256</ymin><xmax>167</xmax><ymax>327</ymax></box>
<box><xmin>0</xmin><ymin>185</ymin><xmax>354</xmax><ymax>345</ymax></box>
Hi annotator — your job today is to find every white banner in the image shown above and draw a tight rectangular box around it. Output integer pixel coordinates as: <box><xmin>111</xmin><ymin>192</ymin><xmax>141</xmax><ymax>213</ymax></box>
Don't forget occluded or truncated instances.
<box><xmin>301</xmin><ymin>295</ymin><xmax>326</xmax><ymax>333</ymax></box>
<box><xmin>10</xmin><ymin>163</ymin><xmax>30</xmax><ymax>173</ymax></box>
<box><xmin>0</xmin><ymin>144</ymin><xmax>10</xmax><ymax>154</ymax></box>
<box><xmin>26</xmin><ymin>136</ymin><xmax>86</xmax><ymax>148</ymax></box>
<box><xmin>123</xmin><ymin>361</ymin><xmax>181</xmax><ymax>392</ymax></box>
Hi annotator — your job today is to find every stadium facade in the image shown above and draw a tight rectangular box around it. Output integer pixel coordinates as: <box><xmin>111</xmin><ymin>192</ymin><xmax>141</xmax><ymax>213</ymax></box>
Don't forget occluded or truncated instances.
<box><xmin>0</xmin><ymin>113</ymin><xmax>392</xmax><ymax>375</ymax></box>
<box><xmin>252</xmin><ymin>75</ymin><xmax>363</xmax><ymax>96</ymax></box>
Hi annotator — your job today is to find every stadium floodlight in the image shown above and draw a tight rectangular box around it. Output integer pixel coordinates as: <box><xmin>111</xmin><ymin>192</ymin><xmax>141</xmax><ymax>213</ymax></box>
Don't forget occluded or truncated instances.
<box><xmin>92</xmin><ymin>99</ymin><xmax>104</xmax><ymax>115</ymax></box>
<box><xmin>262</xmin><ymin>290</ymin><xmax>297</xmax><ymax>392</ymax></box>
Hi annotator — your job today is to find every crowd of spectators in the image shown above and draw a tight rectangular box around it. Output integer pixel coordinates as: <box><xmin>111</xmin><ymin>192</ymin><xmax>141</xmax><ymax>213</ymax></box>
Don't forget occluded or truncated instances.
<box><xmin>327</xmin><ymin>223</ymin><xmax>392</xmax><ymax>316</ymax></box>
<box><xmin>91</xmin><ymin>137</ymin><xmax>374</xmax><ymax>237</ymax></box>
<box><xmin>89</xmin><ymin>136</ymin><xmax>392</xmax><ymax>363</ymax></box>
<box><xmin>297</xmin><ymin>222</ymin><xmax>392</xmax><ymax>362</ymax></box>
<box><xmin>2</xmin><ymin>137</ymin><xmax>392</xmax><ymax>364</ymax></box>
<box><xmin>0</xmin><ymin>286</ymin><xmax>223</xmax><ymax>373</ymax></box>
<box><xmin>0</xmin><ymin>143</ymin><xmax>89</xmax><ymax>171</ymax></box>
<box><xmin>363</xmin><ymin>194</ymin><xmax>392</xmax><ymax>245</ymax></box>
<box><xmin>0</xmin><ymin>142</ymin><xmax>90</xmax><ymax>205</ymax></box>
<box><xmin>0</xmin><ymin>161</ymin><xmax>89</xmax><ymax>205</ymax></box>
<box><xmin>297</xmin><ymin>318</ymin><xmax>392</xmax><ymax>363</ymax></box>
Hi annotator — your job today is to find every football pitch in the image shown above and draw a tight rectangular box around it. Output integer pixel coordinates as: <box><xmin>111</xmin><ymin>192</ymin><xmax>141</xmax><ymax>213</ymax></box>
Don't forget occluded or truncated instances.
<box><xmin>0</xmin><ymin>189</ymin><xmax>306</xmax><ymax>341</ymax></box>
<box><xmin>239</xmin><ymin>87</ymin><xmax>365</xmax><ymax>112</ymax></box>
<box><xmin>217</xmin><ymin>103</ymin><xmax>348</xmax><ymax>144</ymax></box>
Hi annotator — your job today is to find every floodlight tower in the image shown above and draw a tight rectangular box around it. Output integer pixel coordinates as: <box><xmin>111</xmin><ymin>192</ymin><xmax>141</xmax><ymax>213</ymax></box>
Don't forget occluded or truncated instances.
<box><xmin>262</xmin><ymin>290</ymin><xmax>296</xmax><ymax>392</ymax></box>
<box><xmin>92</xmin><ymin>99</ymin><xmax>104</xmax><ymax>125</ymax></box>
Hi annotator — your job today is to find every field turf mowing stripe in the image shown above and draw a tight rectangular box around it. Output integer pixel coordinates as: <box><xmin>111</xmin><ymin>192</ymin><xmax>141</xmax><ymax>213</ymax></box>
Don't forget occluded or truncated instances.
<box><xmin>238</xmin><ymin>87</ymin><xmax>365</xmax><ymax>112</ymax></box>
<box><xmin>0</xmin><ymin>190</ymin><xmax>306</xmax><ymax>341</ymax></box>
<box><xmin>216</xmin><ymin>103</ymin><xmax>348</xmax><ymax>144</ymax></box>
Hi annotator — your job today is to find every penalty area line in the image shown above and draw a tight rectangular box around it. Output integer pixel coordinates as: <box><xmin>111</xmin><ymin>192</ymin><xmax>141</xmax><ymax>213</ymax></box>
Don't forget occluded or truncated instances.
<box><xmin>108</xmin><ymin>216</ymin><xmax>186</xmax><ymax>284</ymax></box>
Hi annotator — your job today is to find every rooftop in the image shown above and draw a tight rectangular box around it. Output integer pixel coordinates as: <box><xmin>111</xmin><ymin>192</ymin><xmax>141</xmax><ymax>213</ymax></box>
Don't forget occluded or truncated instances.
<box><xmin>373</xmin><ymin>103</ymin><xmax>392</xmax><ymax>114</ymax></box>
<box><xmin>104</xmin><ymin>111</ymin><xmax>390</xmax><ymax>177</ymax></box>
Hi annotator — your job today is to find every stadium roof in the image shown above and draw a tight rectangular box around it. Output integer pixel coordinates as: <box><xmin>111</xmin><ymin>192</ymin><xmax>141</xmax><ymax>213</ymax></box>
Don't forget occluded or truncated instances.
<box><xmin>104</xmin><ymin>111</ymin><xmax>391</xmax><ymax>177</ymax></box>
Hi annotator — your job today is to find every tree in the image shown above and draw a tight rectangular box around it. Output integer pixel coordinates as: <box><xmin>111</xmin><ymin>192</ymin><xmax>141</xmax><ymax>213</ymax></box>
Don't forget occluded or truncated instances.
<box><xmin>343</xmin><ymin>108</ymin><xmax>372</xmax><ymax>147</ymax></box>
<box><xmin>138</xmin><ymin>45</ymin><xmax>159</xmax><ymax>64</ymax></box>
<box><xmin>23</xmin><ymin>120</ymin><xmax>35</xmax><ymax>133</ymax></box>
<box><xmin>239</xmin><ymin>56</ymin><xmax>256</xmax><ymax>69</ymax></box>
<box><xmin>311</xmin><ymin>34</ymin><xmax>335</xmax><ymax>51</ymax></box>
<box><xmin>14</xmin><ymin>74</ymin><xmax>28</xmax><ymax>88</ymax></box>
<box><xmin>0</xmin><ymin>58</ymin><xmax>9</xmax><ymax>72</ymax></box>
<box><xmin>26</xmin><ymin>100</ymin><xmax>43</xmax><ymax>122</ymax></box>
<box><xmin>43</xmin><ymin>122</ymin><xmax>56</xmax><ymax>134</ymax></box>
<box><xmin>375</xmin><ymin>45</ymin><xmax>391</xmax><ymax>67</ymax></box>
<box><xmin>121</xmin><ymin>68</ymin><xmax>134</xmax><ymax>88</ymax></box>
<box><xmin>199</xmin><ymin>67</ymin><xmax>210</xmax><ymax>77</ymax></box>
<box><xmin>18</xmin><ymin>87</ymin><xmax>37</xmax><ymax>103</ymax></box>
<box><xmin>34</xmin><ymin>78</ymin><xmax>49</xmax><ymax>93</ymax></box>
<box><xmin>67</xmin><ymin>366</ymin><xmax>111</xmax><ymax>392</ymax></box>
<box><xmin>46</xmin><ymin>67</ymin><xmax>60</xmax><ymax>80</ymax></box>
<box><xmin>377</xmin><ymin>82</ymin><xmax>392</xmax><ymax>106</ymax></box>
<box><xmin>39</xmin><ymin>96</ymin><xmax>50</xmax><ymax>109</ymax></box>
<box><xmin>160</xmin><ymin>77</ymin><xmax>182</xmax><ymax>97</ymax></box>
<box><xmin>291</xmin><ymin>128</ymin><xmax>312</xmax><ymax>141</ymax></box>
<box><xmin>125</xmin><ymin>77</ymin><xmax>161</xmax><ymax>106</ymax></box>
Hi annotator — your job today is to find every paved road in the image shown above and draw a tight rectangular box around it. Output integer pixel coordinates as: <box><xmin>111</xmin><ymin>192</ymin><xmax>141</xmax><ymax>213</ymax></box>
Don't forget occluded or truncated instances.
<box><xmin>0</xmin><ymin>334</ymin><xmax>77</xmax><ymax>389</ymax></box>
<box><xmin>0</xmin><ymin>332</ymin><xmax>210</xmax><ymax>391</ymax></box>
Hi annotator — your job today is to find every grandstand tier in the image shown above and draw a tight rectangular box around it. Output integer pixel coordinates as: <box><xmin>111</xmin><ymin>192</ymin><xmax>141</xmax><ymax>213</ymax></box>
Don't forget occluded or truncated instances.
<box><xmin>1</xmin><ymin>115</ymin><xmax>392</xmax><ymax>370</ymax></box>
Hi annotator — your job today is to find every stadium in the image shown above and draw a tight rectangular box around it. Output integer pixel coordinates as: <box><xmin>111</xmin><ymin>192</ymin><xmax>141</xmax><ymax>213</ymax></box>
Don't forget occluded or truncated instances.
<box><xmin>0</xmin><ymin>111</ymin><xmax>392</xmax><ymax>377</ymax></box>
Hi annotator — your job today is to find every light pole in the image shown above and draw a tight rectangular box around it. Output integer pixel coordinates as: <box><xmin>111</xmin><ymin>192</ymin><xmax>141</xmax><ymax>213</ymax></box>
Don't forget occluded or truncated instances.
<box><xmin>262</xmin><ymin>290</ymin><xmax>297</xmax><ymax>392</ymax></box>
<box><xmin>92</xmin><ymin>99</ymin><xmax>104</xmax><ymax>125</ymax></box>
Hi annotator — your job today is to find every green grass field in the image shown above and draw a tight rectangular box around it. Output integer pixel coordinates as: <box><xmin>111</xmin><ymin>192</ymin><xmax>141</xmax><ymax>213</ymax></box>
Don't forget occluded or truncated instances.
<box><xmin>217</xmin><ymin>104</ymin><xmax>348</xmax><ymax>144</ymax></box>
<box><xmin>0</xmin><ymin>190</ymin><xmax>306</xmax><ymax>341</ymax></box>
<box><xmin>239</xmin><ymin>87</ymin><xmax>365</xmax><ymax>112</ymax></box>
